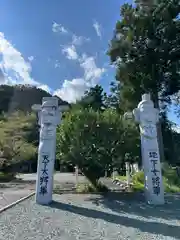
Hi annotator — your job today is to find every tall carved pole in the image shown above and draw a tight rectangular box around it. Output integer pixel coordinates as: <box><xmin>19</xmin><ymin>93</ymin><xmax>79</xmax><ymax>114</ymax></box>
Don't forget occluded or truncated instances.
<box><xmin>125</xmin><ymin>93</ymin><xmax>164</xmax><ymax>205</ymax></box>
<box><xmin>32</xmin><ymin>97</ymin><xmax>68</xmax><ymax>205</ymax></box>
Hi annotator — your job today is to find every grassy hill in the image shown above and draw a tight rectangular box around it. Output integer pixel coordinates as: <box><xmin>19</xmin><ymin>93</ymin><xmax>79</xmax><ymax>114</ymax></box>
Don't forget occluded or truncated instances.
<box><xmin>0</xmin><ymin>84</ymin><xmax>69</xmax><ymax>114</ymax></box>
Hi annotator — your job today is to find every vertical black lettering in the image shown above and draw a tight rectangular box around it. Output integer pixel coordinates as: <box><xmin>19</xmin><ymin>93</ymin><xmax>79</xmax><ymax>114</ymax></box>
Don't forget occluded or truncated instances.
<box><xmin>150</xmin><ymin>156</ymin><xmax>161</xmax><ymax>195</ymax></box>
<box><xmin>39</xmin><ymin>154</ymin><xmax>49</xmax><ymax>195</ymax></box>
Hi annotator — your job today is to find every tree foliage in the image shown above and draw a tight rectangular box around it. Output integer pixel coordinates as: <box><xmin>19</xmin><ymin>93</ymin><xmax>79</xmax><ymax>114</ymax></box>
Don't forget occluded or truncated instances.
<box><xmin>108</xmin><ymin>0</ymin><xmax>180</xmax><ymax>110</ymax></box>
<box><xmin>107</xmin><ymin>0</ymin><xmax>180</xmax><ymax>164</ymax></box>
<box><xmin>104</xmin><ymin>82</ymin><xmax>122</xmax><ymax>113</ymax></box>
<box><xmin>73</xmin><ymin>85</ymin><xmax>106</xmax><ymax>111</ymax></box>
<box><xmin>0</xmin><ymin>111</ymin><xmax>37</xmax><ymax>172</ymax></box>
<box><xmin>161</xmin><ymin>113</ymin><xmax>180</xmax><ymax>166</ymax></box>
<box><xmin>56</xmin><ymin>108</ymin><xmax>140</xmax><ymax>185</ymax></box>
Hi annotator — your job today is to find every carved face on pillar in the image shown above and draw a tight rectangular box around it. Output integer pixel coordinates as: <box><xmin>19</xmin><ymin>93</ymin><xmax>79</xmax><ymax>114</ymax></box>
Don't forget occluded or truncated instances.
<box><xmin>140</xmin><ymin>124</ymin><xmax>157</xmax><ymax>139</ymax></box>
<box><xmin>139</xmin><ymin>101</ymin><xmax>159</xmax><ymax>124</ymax></box>
<box><xmin>39</xmin><ymin>106</ymin><xmax>57</xmax><ymax>140</ymax></box>
<box><xmin>138</xmin><ymin>101</ymin><xmax>159</xmax><ymax>139</ymax></box>
<box><xmin>41</xmin><ymin>106</ymin><xmax>57</xmax><ymax>126</ymax></box>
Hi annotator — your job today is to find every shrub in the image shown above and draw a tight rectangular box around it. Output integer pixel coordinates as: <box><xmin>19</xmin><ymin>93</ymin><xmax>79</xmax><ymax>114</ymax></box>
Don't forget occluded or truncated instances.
<box><xmin>56</xmin><ymin>108</ymin><xmax>139</xmax><ymax>187</ymax></box>
<box><xmin>0</xmin><ymin>172</ymin><xmax>16</xmax><ymax>182</ymax></box>
<box><xmin>163</xmin><ymin>165</ymin><xmax>180</xmax><ymax>186</ymax></box>
<box><xmin>76</xmin><ymin>182</ymin><xmax>109</xmax><ymax>193</ymax></box>
<box><xmin>132</xmin><ymin>171</ymin><xmax>144</xmax><ymax>184</ymax></box>
<box><xmin>131</xmin><ymin>168</ymin><xmax>180</xmax><ymax>193</ymax></box>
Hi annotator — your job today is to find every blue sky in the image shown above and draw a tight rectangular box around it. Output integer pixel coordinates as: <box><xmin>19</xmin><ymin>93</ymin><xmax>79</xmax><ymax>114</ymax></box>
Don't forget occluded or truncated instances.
<box><xmin>0</xmin><ymin>0</ymin><xmax>179</xmax><ymax>125</ymax></box>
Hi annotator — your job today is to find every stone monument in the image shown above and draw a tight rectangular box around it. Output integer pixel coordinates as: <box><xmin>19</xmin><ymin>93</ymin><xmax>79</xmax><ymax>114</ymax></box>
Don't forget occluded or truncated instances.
<box><xmin>75</xmin><ymin>165</ymin><xmax>79</xmax><ymax>186</ymax></box>
<box><xmin>32</xmin><ymin>97</ymin><xmax>68</xmax><ymax>205</ymax></box>
<box><xmin>125</xmin><ymin>162</ymin><xmax>131</xmax><ymax>187</ymax></box>
<box><xmin>125</xmin><ymin>93</ymin><xmax>164</xmax><ymax>205</ymax></box>
<box><xmin>132</xmin><ymin>163</ymin><xmax>139</xmax><ymax>173</ymax></box>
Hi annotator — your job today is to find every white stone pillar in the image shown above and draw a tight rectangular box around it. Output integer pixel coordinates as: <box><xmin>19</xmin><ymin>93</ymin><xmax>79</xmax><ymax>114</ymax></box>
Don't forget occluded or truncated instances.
<box><xmin>125</xmin><ymin>162</ymin><xmax>131</xmax><ymax>186</ymax></box>
<box><xmin>32</xmin><ymin>97</ymin><xmax>67</xmax><ymax>205</ymax></box>
<box><xmin>75</xmin><ymin>165</ymin><xmax>79</xmax><ymax>186</ymax></box>
<box><xmin>125</xmin><ymin>93</ymin><xmax>164</xmax><ymax>205</ymax></box>
<box><xmin>112</xmin><ymin>168</ymin><xmax>116</xmax><ymax>181</ymax></box>
<box><xmin>112</xmin><ymin>168</ymin><xmax>118</xmax><ymax>181</ymax></box>
<box><xmin>133</xmin><ymin>163</ymin><xmax>139</xmax><ymax>173</ymax></box>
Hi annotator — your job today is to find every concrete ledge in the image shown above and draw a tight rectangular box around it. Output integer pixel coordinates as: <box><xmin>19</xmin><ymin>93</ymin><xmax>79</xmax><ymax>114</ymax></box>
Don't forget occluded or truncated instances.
<box><xmin>0</xmin><ymin>191</ymin><xmax>35</xmax><ymax>213</ymax></box>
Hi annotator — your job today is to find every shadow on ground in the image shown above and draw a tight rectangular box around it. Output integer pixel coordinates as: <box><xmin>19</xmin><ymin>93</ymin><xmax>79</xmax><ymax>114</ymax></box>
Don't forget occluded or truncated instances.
<box><xmin>86</xmin><ymin>192</ymin><xmax>180</xmax><ymax>221</ymax></box>
<box><xmin>50</xmin><ymin>192</ymin><xmax>180</xmax><ymax>239</ymax></box>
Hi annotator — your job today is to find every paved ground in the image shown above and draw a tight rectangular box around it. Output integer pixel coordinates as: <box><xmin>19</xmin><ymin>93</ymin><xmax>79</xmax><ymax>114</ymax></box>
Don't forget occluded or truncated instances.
<box><xmin>0</xmin><ymin>193</ymin><xmax>180</xmax><ymax>239</ymax></box>
<box><xmin>18</xmin><ymin>173</ymin><xmax>123</xmax><ymax>190</ymax></box>
<box><xmin>18</xmin><ymin>172</ymin><xmax>87</xmax><ymax>183</ymax></box>
<box><xmin>0</xmin><ymin>179</ymin><xmax>35</xmax><ymax>210</ymax></box>
<box><xmin>0</xmin><ymin>173</ymin><xmax>79</xmax><ymax>210</ymax></box>
<box><xmin>0</xmin><ymin>173</ymin><xmax>123</xmax><ymax>210</ymax></box>
<box><xmin>0</xmin><ymin>189</ymin><xmax>33</xmax><ymax>209</ymax></box>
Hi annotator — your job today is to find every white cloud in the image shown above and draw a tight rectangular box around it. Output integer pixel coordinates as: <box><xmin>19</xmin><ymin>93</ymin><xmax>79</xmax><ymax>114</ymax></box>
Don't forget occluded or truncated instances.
<box><xmin>80</xmin><ymin>54</ymin><xmax>105</xmax><ymax>84</ymax></box>
<box><xmin>0</xmin><ymin>32</ymin><xmax>52</xmax><ymax>94</ymax></box>
<box><xmin>0</xmin><ymin>32</ymin><xmax>36</xmax><ymax>85</ymax></box>
<box><xmin>52</xmin><ymin>22</ymin><xmax>90</xmax><ymax>48</ymax></box>
<box><xmin>93</xmin><ymin>20</ymin><xmax>102</xmax><ymax>39</ymax></box>
<box><xmin>54</xmin><ymin>78</ymin><xmax>88</xmax><ymax>103</ymax></box>
<box><xmin>0</xmin><ymin>31</ymin><xmax>105</xmax><ymax>105</ymax></box>
<box><xmin>54</xmin><ymin>54</ymin><xmax>106</xmax><ymax>103</ymax></box>
<box><xmin>28</xmin><ymin>56</ymin><xmax>34</xmax><ymax>62</ymax></box>
<box><xmin>54</xmin><ymin>60</ymin><xmax>61</xmax><ymax>68</ymax></box>
<box><xmin>172</xmin><ymin>124</ymin><xmax>180</xmax><ymax>133</ymax></box>
<box><xmin>37</xmin><ymin>84</ymin><xmax>52</xmax><ymax>94</ymax></box>
<box><xmin>72</xmin><ymin>35</ymin><xmax>90</xmax><ymax>46</ymax></box>
<box><xmin>47</xmin><ymin>58</ymin><xmax>61</xmax><ymax>69</ymax></box>
<box><xmin>52</xmin><ymin>22</ymin><xmax>68</xmax><ymax>34</ymax></box>
<box><xmin>62</xmin><ymin>45</ymin><xmax>78</xmax><ymax>60</ymax></box>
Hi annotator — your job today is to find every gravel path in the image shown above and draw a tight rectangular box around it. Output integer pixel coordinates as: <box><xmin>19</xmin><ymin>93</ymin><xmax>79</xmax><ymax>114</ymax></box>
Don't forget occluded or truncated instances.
<box><xmin>0</xmin><ymin>180</ymin><xmax>35</xmax><ymax>209</ymax></box>
<box><xmin>0</xmin><ymin>189</ymin><xmax>34</xmax><ymax>209</ymax></box>
<box><xmin>0</xmin><ymin>193</ymin><xmax>180</xmax><ymax>240</ymax></box>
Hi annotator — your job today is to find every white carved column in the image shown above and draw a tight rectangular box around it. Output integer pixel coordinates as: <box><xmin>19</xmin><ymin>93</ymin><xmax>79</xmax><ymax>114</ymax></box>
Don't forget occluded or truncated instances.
<box><xmin>32</xmin><ymin>97</ymin><xmax>68</xmax><ymax>205</ymax></box>
<box><xmin>125</xmin><ymin>94</ymin><xmax>164</xmax><ymax>205</ymax></box>
<box><xmin>125</xmin><ymin>162</ymin><xmax>131</xmax><ymax>187</ymax></box>
<box><xmin>112</xmin><ymin>168</ymin><xmax>118</xmax><ymax>181</ymax></box>
<box><xmin>75</xmin><ymin>165</ymin><xmax>79</xmax><ymax>186</ymax></box>
<box><xmin>133</xmin><ymin>163</ymin><xmax>139</xmax><ymax>173</ymax></box>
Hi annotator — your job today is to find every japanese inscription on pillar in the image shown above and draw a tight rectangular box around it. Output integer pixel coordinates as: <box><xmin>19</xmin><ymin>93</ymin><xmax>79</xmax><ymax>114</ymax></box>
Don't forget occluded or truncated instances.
<box><xmin>39</xmin><ymin>154</ymin><xmax>49</xmax><ymax>195</ymax></box>
<box><xmin>148</xmin><ymin>151</ymin><xmax>161</xmax><ymax>195</ymax></box>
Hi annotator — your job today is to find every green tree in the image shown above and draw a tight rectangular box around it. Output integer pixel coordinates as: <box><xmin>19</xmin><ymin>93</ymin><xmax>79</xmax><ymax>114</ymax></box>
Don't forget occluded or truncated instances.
<box><xmin>0</xmin><ymin>111</ymin><xmax>37</xmax><ymax>173</ymax></box>
<box><xmin>56</xmin><ymin>108</ymin><xmax>140</xmax><ymax>186</ymax></box>
<box><xmin>108</xmin><ymin>1</ymin><xmax>180</xmax><ymax>108</ymax></box>
<box><xmin>108</xmin><ymin>1</ymin><xmax>180</xmax><ymax>162</ymax></box>
<box><xmin>170</xmin><ymin>129</ymin><xmax>180</xmax><ymax>166</ymax></box>
<box><xmin>161</xmin><ymin>113</ymin><xmax>180</xmax><ymax>166</ymax></box>
<box><xmin>104</xmin><ymin>82</ymin><xmax>123</xmax><ymax>113</ymax></box>
<box><xmin>74</xmin><ymin>85</ymin><xmax>106</xmax><ymax>111</ymax></box>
